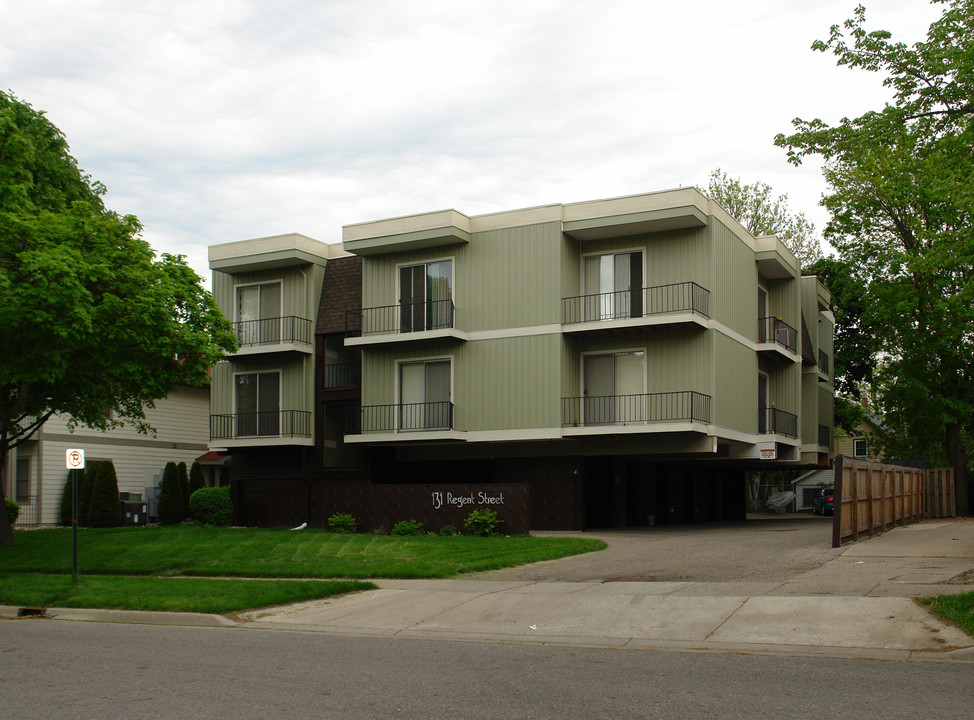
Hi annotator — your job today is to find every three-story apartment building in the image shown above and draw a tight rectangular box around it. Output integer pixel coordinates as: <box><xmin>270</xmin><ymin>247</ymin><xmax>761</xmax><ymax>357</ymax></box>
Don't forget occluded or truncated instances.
<box><xmin>208</xmin><ymin>188</ymin><xmax>834</xmax><ymax>530</ymax></box>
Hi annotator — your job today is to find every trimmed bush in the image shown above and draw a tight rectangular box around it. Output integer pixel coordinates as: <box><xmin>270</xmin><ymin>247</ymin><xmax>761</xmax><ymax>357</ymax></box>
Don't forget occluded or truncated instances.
<box><xmin>177</xmin><ymin>462</ymin><xmax>190</xmax><ymax>518</ymax></box>
<box><xmin>328</xmin><ymin>512</ymin><xmax>358</xmax><ymax>533</ymax></box>
<box><xmin>158</xmin><ymin>461</ymin><xmax>184</xmax><ymax>525</ymax></box>
<box><xmin>87</xmin><ymin>461</ymin><xmax>122</xmax><ymax>528</ymax></box>
<box><xmin>464</xmin><ymin>509</ymin><xmax>502</xmax><ymax>537</ymax></box>
<box><xmin>391</xmin><ymin>519</ymin><xmax>424</xmax><ymax>536</ymax></box>
<box><xmin>189</xmin><ymin>461</ymin><xmax>205</xmax><ymax>496</ymax></box>
<box><xmin>189</xmin><ymin>486</ymin><xmax>233</xmax><ymax>526</ymax></box>
<box><xmin>60</xmin><ymin>469</ymin><xmax>83</xmax><ymax>526</ymax></box>
<box><xmin>79</xmin><ymin>462</ymin><xmax>99</xmax><ymax>525</ymax></box>
<box><xmin>4</xmin><ymin>497</ymin><xmax>19</xmax><ymax>524</ymax></box>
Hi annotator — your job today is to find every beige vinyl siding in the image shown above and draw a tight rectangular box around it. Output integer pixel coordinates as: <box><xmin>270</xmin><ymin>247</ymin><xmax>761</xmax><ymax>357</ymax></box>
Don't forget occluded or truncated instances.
<box><xmin>30</xmin><ymin>386</ymin><xmax>210</xmax><ymax>525</ymax></box>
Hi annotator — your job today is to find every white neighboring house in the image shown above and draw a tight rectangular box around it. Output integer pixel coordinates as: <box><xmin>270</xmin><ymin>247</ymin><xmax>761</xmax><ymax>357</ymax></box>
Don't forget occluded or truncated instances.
<box><xmin>3</xmin><ymin>384</ymin><xmax>210</xmax><ymax>526</ymax></box>
<box><xmin>792</xmin><ymin>467</ymin><xmax>835</xmax><ymax>511</ymax></box>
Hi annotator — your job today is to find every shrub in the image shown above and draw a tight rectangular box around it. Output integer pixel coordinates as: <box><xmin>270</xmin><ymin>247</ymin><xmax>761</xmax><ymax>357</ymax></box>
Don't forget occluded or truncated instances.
<box><xmin>177</xmin><ymin>462</ymin><xmax>190</xmax><ymax>518</ymax></box>
<box><xmin>328</xmin><ymin>512</ymin><xmax>358</xmax><ymax>533</ymax></box>
<box><xmin>439</xmin><ymin>524</ymin><xmax>458</xmax><ymax>537</ymax></box>
<box><xmin>4</xmin><ymin>497</ymin><xmax>19</xmax><ymax>524</ymax></box>
<box><xmin>391</xmin><ymin>519</ymin><xmax>424</xmax><ymax>536</ymax></box>
<box><xmin>189</xmin><ymin>486</ymin><xmax>233</xmax><ymax>526</ymax></box>
<box><xmin>464</xmin><ymin>509</ymin><xmax>502</xmax><ymax>537</ymax></box>
<box><xmin>158</xmin><ymin>461</ymin><xmax>184</xmax><ymax>525</ymax></box>
<box><xmin>79</xmin><ymin>462</ymin><xmax>99</xmax><ymax>525</ymax></box>
<box><xmin>189</xmin><ymin>461</ymin><xmax>205</xmax><ymax>496</ymax></box>
<box><xmin>87</xmin><ymin>461</ymin><xmax>123</xmax><ymax>528</ymax></box>
<box><xmin>60</xmin><ymin>469</ymin><xmax>83</xmax><ymax>526</ymax></box>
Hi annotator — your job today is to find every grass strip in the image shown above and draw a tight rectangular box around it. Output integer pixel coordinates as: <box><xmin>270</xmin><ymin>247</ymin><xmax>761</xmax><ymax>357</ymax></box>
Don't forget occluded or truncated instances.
<box><xmin>916</xmin><ymin>592</ymin><xmax>974</xmax><ymax>638</ymax></box>
<box><xmin>1</xmin><ymin>526</ymin><xmax>606</xmax><ymax>579</ymax></box>
<box><xmin>0</xmin><ymin>573</ymin><xmax>375</xmax><ymax>614</ymax></box>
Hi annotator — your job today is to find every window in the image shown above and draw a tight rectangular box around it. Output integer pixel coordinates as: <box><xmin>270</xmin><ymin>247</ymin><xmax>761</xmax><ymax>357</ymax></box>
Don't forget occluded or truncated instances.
<box><xmin>235</xmin><ymin>372</ymin><xmax>280</xmax><ymax>436</ymax></box>
<box><xmin>583</xmin><ymin>251</ymin><xmax>643</xmax><ymax>321</ymax></box>
<box><xmin>323</xmin><ymin>336</ymin><xmax>357</xmax><ymax>387</ymax></box>
<box><xmin>399</xmin><ymin>359</ymin><xmax>451</xmax><ymax>430</ymax></box>
<box><xmin>399</xmin><ymin>260</ymin><xmax>453</xmax><ymax>332</ymax></box>
<box><xmin>16</xmin><ymin>458</ymin><xmax>30</xmax><ymax>502</ymax></box>
<box><xmin>236</xmin><ymin>282</ymin><xmax>282</xmax><ymax>345</ymax></box>
<box><xmin>583</xmin><ymin>351</ymin><xmax>645</xmax><ymax>424</ymax></box>
<box><xmin>758</xmin><ymin>372</ymin><xmax>769</xmax><ymax>433</ymax></box>
<box><xmin>853</xmin><ymin>438</ymin><xmax>868</xmax><ymax>458</ymax></box>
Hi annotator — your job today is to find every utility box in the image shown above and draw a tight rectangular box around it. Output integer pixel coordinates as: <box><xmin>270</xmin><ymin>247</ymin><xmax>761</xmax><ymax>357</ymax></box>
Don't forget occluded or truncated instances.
<box><xmin>121</xmin><ymin>501</ymin><xmax>148</xmax><ymax>526</ymax></box>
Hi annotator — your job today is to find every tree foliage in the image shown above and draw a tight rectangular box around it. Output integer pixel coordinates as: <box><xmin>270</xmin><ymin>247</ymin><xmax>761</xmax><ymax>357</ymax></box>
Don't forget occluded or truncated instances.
<box><xmin>703</xmin><ymin>168</ymin><xmax>823</xmax><ymax>268</ymax></box>
<box><xmin>775</xmin><ymin>0</ymin><xmax>974</xmax><ymax>512</ymax></box>
<box><xmin>0</xmin><ymin>91</ymin><xmax>236</xmax><ymax>544</ymax></box>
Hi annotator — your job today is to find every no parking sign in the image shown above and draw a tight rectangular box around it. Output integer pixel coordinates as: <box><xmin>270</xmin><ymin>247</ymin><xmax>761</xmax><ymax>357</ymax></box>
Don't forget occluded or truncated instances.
<box><xmin>66</xmin><ymin>448</ymin><xmax>85</xmax><ymax>469</ymax></box>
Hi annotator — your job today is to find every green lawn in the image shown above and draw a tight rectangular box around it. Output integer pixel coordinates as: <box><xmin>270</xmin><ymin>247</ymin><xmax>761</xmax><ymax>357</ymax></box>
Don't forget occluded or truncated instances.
<box><xmin>917</xmin><ymin>592</ymin><xmax>974</xmax><ymax>638</ymax></box>
<box><xmin>0</xmin><ymin>526</ymin><xmax>603</xmax><ymax>614</ymax></box>
<box><xmin>0</xmin><ymin>525</ymin><xmax>604</xmax><ymax>579</ymax></box>
<box><xmin>0</xmin><ymin>573</ymin><xmax>374</xmax><ymax>614</ymax></box>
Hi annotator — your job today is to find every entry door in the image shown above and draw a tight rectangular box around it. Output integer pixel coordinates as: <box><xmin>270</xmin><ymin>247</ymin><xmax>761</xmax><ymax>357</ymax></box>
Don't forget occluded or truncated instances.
<box><xmin>583</xmin><ymin>252</ymin><xmax>643</xmax><ymax>320</ymax></box>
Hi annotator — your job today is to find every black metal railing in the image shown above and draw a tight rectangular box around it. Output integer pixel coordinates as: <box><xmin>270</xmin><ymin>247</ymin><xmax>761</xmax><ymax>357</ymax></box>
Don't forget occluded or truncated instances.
<box><xmin>818</xmin><ymin>424</ymin><xmax>831</xmax><ymax>449</ymax></box>
<box><xmin>562</xmin><ymin>282</ymin><xmax>710</xmax><ymax>324</ymax></box>
<box><xmin>818</xmin><ymin>349</ymin><xmax>830</xmax><ymax>376</ymax></box>
<box><xmin>210</xmin><ymin>410</ymin><xmax>312</xmax><ymax>440</ymax></box>
<box><xmin>324</xmin><ymin>363</ymin><xmax>358</xmax><ymax>388</ymax></box>
<box><xmin>759</xmin><ymin>407</ymin><xmax>798</xmax><ymax>437</ymax></box>
<box><xmin>351</xmin><ymin>401</ymin><xmax>454</xmax><ymax>432</ymax></box>
<box><xmin>345</xmin><ymin>299</ymin><xmax>455</xmax><ymax>338</ymax></box>
<box><xmin>233</xmin><ymin>316</ymin><xmax>313</xmax><ymax>347</ymax></box>
<box><xmin>562</xmin><ymin>391</ymin><xmax>711</xmax><ymax>427</ymax></box>
<box><xmin>758</xmin><ymin>316</ymin><xmax>798</xmax><ymax>352</ymax></box>
<box><xmin>12</xmin><ymin>495</ymin><xmax>39</xmax><ymax>526</ymax></box>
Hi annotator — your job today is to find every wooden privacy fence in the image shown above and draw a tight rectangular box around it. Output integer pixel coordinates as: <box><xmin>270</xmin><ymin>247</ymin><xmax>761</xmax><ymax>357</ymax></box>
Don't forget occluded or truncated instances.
<box><xmin>832</xmin><ymin>456</ymin><xmax>955</xmax><ymax>547</ymax></box>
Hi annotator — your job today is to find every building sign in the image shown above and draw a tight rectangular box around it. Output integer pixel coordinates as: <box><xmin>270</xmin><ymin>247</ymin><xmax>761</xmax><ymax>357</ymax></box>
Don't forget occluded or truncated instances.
<box><xmin>65</xmin><ymin>448</ymin><xmax>86</xmax><ymax>469</ymax></box>
<box><xmin>758</xmin><ymin>444</ymin><xmax>777</xmax><ymax>460</ymax></box>
<box><xmin>431</xmin><ymin>490</ymin><xmax>506</xmax><ymax>510</ymax></box>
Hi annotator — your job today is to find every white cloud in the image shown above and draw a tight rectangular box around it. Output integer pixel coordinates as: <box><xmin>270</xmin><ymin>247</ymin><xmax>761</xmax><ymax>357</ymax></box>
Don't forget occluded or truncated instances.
<box><xmin>1</xmin><ymin>0</ymin><xmax>945</xmax><ymax>279</ymax></box>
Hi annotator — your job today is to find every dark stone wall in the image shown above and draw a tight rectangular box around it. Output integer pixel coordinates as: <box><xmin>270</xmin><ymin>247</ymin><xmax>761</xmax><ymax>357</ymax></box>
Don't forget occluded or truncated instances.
<box><xmin>234</xmin><ymin>479</ymin><xmax>529</xmax><ymax>534</ymax></box>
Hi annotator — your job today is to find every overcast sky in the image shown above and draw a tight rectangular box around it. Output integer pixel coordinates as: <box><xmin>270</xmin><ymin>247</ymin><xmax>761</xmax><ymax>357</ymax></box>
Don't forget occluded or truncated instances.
<box><xmin>3</xmin><ymin>0</ymin><xmax>942</xmax><ymax>282</ymax></box>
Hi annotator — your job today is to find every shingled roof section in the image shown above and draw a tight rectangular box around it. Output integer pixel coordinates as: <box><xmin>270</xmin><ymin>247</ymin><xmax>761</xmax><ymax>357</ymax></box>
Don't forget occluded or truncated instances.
<box><xmin>316</xmin><ymin>255</ymin><xmax>362</xmax><ymax>335</ymax></box>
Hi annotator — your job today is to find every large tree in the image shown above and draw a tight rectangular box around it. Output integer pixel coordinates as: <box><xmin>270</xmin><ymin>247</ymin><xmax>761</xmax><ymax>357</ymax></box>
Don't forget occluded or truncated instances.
<box><xmin>703</xmin><ymin>168</ymin><xmax>823</xmax><ymax>268</ymax></box>
<box><xmin>775</xmin><ymin>0</ymin><xmax>974</xmax><ymax>513</ymax></box>
<box><xmin>0</xmin><ymin>91</ymin><xmax>236</xmax><ymax>544</ymax></box>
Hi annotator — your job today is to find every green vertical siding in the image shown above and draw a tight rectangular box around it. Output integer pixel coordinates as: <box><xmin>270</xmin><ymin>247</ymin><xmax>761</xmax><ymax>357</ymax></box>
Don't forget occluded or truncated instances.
<box><xmin>711</xmin><ymin>220</ymin><xmax>757</xmax><ymax>338</ymax></box>
<box><xmin>713</xmin><ymin>333</ymin><xmax>757</xmax><ymax>430</ymax></box>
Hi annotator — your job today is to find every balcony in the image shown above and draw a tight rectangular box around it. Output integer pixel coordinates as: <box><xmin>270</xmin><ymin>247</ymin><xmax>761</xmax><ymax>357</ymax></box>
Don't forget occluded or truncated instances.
<box><xmin>818</xmin><ymin>349</ymin><xmax>830</xmax><ymax>380</ymax></box>
<box><xmin>210</xmin><ymin>410</ymin><xmax>312</xmax><ymax>442</ymax></box>
<box><xmin>324</xmin><ymin>362</ymin><xmax>358</xmax><ymax>389</ymax></box>
<box><xmin>345</xmin><ymin>299</ymin><xmax>465</xmax><ymax>346</ymax></box>
<box><xmin>818</xmin><ymin>424</ymin><xmax>832</xmax><ymax>450</ymax></box>
<box><xmin>562</xmin><ymin>282</ymin><xmax>710</xmax><ymax>334</ymax></box>
<box><xmin>231</xmin><ymin>316</ymin><xmax>313</xmax><ymax>355</ymax></box>
<box><xmin>348</xmin><ymin>401</ymin><xmax>455</xmax><ymax>434</ymax></box>
<box><xmin>562</xmin><ymin>391</ymin><xmax>711</xmax><ymax>433</ymax></box>
<box><xmin>759</xmin><ymin>407</ymin><xmax>798</xmax><ymax>438</ymax></box>
<box><xmin>757</xmin><ymin>316</ymin><xmax>798</xmax><ymax>362</ymax></box>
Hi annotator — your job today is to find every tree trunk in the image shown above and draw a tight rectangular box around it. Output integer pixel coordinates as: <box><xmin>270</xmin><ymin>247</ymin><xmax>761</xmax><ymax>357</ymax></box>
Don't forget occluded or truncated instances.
<box><xmin>945</xmin><ymin>423</ymin><xmax>970</xmax><ymax>516</ymax></box>
<box><xmin>0</xmin><ymin>445</ymin><xmax>13</xmax><ymax>546</ymax></box>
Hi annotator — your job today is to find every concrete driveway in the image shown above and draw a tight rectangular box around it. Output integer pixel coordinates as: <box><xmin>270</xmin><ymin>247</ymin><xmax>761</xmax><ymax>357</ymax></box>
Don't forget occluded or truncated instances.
<box><xmin>229</xmin><ymin>516</ymin><xmax>974</xmax><ymax>661</ymax></box>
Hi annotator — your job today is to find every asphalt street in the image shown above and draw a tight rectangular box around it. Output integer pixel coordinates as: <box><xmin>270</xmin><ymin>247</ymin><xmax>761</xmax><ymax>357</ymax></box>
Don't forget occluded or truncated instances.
<box><xmin>3</xmin><ymin>620</ymin><xmax>973</xmax><ymax>720</ymax></box>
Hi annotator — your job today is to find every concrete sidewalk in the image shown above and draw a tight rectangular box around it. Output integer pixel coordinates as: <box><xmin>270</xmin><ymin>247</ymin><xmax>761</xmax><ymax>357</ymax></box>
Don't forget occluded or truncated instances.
<box><xmin>235</xmin><ymin>520</ymin><xmax>974</xmax><ymax>662</ymax></box>
<box><xmin>5</xmin><ymin>520</ymin><xmax>973</xmax><ymax>662</ymax></box>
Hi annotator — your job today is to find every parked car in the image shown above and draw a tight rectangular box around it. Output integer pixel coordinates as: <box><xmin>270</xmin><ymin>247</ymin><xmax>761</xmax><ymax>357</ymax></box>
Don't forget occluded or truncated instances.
<box><xmin>813</xmin><ymin>487</ymin><xmax>835</xmax><ymax>516</ymax></box>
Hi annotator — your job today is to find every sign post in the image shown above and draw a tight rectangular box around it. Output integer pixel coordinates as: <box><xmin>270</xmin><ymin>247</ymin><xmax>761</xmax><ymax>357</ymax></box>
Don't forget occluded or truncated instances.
<box><xmin>65</xmin><ymin>449</ymin><xmax>85</xmax><ymax>582</ymax></box>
